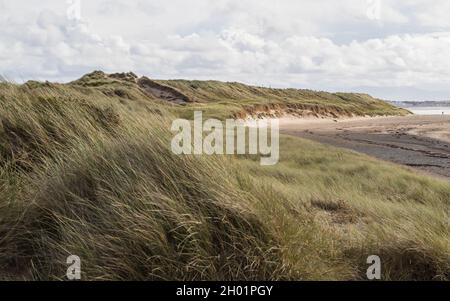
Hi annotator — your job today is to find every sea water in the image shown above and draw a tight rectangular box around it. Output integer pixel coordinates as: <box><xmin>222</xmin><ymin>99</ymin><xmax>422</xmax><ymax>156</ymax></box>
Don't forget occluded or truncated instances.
<box><xmin>407</xmin><ymin>107</ymin><xmax>450</xmax><ymax>115</ymax></box>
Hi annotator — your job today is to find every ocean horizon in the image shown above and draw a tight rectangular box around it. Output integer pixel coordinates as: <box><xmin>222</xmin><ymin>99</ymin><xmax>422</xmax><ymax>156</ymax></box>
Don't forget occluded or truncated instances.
<box><xmin>407</xmin><ymin>107</ymin><xmax>450</xmax><ymax>115</ymax></box>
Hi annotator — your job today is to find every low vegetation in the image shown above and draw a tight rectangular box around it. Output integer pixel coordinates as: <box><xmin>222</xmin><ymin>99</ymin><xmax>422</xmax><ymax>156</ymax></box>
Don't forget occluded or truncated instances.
<box><xmin>0</xmin><ymin>73</ymin><xmax>447</xmax><ymax>280</ymax></box>
<box><xmin>159</xmin><ymin>79</ymin><xmax>410</xmax><ymax>119</ymax></box>
<box><xmin>71</xmin><ymin>71</ymin><xmax>410</xmax><ymax>119</ymax></box>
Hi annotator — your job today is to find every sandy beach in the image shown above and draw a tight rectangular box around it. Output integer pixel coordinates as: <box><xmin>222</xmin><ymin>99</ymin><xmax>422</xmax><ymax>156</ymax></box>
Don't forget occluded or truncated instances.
<box><xmin>280</xmin><ymin>115</ymin><xmax>450</xmax><ymax>179</ymax></box>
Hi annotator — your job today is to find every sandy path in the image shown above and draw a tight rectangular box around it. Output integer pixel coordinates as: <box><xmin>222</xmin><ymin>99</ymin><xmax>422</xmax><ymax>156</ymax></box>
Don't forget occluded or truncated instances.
<box><xmin>280</xmin><ymin>115</ymin><xmax>450</xmax><ymax>179</ymax></box>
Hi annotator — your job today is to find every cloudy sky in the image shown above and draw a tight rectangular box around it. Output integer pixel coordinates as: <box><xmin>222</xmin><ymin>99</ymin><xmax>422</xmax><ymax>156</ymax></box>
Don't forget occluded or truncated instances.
<box><xmin>1</xmin><ymin>0</ymin><xmax>450</xmax><ymax>100</ymax></box>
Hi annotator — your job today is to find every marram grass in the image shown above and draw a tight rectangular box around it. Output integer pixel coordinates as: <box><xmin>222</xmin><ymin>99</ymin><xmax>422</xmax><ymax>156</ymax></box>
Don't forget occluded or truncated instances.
<box><xmin>0</xmin><ymin>78</ymin><xmax>448</xmax><ymax>280</ymax></box>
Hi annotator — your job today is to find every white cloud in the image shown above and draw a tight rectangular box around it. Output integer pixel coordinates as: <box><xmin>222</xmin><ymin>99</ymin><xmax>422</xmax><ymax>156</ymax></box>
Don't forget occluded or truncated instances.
<box><xmin>1</xmin><ymin>0</ymin><xmax>450</xmax><ymax>100</ymax></box>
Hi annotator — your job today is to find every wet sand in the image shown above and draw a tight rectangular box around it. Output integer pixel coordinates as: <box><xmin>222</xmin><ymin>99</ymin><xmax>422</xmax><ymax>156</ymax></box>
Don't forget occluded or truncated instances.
<box><xmin>280</xmin><ymin>115</ymin><xmax>450</xmax><ymax>179</ymax></box>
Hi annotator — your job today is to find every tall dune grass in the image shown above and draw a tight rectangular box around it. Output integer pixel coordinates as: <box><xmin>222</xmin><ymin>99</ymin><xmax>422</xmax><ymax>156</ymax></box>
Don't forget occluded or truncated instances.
<box><xmin>0</xmin><ymin>81</ymin><xmax>449</xmax><ymax>280</ymax></box>
<box><xmin>0</xmin><ymin>83</ymin><xmax>282</xmax><ymax>280</ymax></box>
<box><xmin>237</xmin><ymin>136</ymin><xmax>450</xmax><ymax>280</ymax></box>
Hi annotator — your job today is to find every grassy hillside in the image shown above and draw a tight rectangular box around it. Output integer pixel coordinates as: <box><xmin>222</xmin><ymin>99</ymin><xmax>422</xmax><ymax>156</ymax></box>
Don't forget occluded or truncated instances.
<box><xmin>158</xmin><ymin>79</ymin><xmax>410</xmax><ymax>119</ymax></box>
<box><xmin>0</xmin><ymin>82</ymin><xmax>281</xmax><ymax>280</ymax></box>
<box><xmin>70</xmin><ymin>71</ymin><xmax>409</xmax><ymax>120</ymax></box>
<box><xmin>239</xmin><ymin>137</ymin><xmax>450</xmax><ymax>280</ymax></box>
<box><xmin>1</xmin><ymin>73</ymin><xmax>448</xmax><ymax>280</ymax></box>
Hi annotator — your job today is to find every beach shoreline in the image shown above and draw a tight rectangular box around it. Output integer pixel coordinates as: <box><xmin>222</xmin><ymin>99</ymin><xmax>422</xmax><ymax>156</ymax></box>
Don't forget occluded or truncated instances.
<box><xmin>280</xmin><ymin>115</ymin><xmax>450</xmax><ymax>179</ymax></box>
